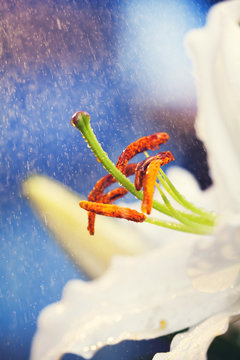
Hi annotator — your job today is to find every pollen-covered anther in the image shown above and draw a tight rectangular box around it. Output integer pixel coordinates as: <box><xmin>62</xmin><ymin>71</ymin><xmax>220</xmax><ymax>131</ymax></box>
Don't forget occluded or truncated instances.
<box><xmin>79</xmin><ymin>201</ymin><xmax>146</xmax><ymax>223</ymax></box>
<box><xmin>135</xmin><ymin>151</ymin><xmax>175</xmax><ymax>191</ymax></box>
<box><xmin>141</xmin><ymin>160</ymin><xmax>161</xmax><ymax>214</ymax></box>
<box><xmin>116</xmin><ymin>132</ymin><xmax>169</xmax><ymax>174</ymax></box>
<box><xmin>86</xmin><ymin>163</ymin><xmax>137</xmax><ymax>235</ymax></box>
<box><xmin>136</xmin><ymin>151</ymin><xmax>175</xmax><ymax>214</ymax></box>
<box><xmin>101</xmin><ymin>187</ymin><xmax>128</xmax><ymax>203</ymax></box>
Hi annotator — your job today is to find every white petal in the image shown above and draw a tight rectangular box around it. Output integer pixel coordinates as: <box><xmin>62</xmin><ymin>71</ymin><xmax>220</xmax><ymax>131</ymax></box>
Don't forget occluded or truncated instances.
<box><xmin>153</xmin><ymin>299</ymin><xmax>240</xmax><ymax>360</ymax></box>
<box><xmin>22</xmin><ymin>176</ymin><xmax>149</xmax><ymax>278</ymax></box>
<box><xmin>30</xmin><ymin>236</ymin><xmax>240</xmax><ymax>360</ymax></box>
<box><xmin>153</xmin><ymin>313</ymin><xmax>229</xmax><ymax>360</ymax></box>
<box><xmin>188</xmin><ymin>214</ymin><xmax>240</xmax><ymax>292</ymax></box>
<box><xmin>166</xmin><ymin>168</ymin><xmax>240</xmax><ymax>293</ymax></box>
<box><xmin>186</xmin><ymin>0</ymin><xmax>240</xmax><ymax>211</ymax></box>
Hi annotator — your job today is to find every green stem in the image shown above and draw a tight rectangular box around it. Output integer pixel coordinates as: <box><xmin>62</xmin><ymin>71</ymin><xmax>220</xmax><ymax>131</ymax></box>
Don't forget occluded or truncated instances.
<box><xmin>159</xmin><ymin>167</ymin><xmax>216</xmax><ymax>221</ymax></box>
<box><xmin>157</xmin><ymin>173</ymin><xmax>215</xmax><ymax>226</ymax></box>
<box><xmin>144</xmin><ymin>151</ymin><xmax>216</xmax><ymax>228</ymax></box>
<box><xmin>144</xmin><ymin>150</ymin><xmax>216</xmax><ymax>226</ymax></box>
<box><xmin>145</xmin><ymin>217</ymin><xmax>211</xmax><ymax>234</ymax></box>
<box><xmin>156</xmin><ymin>180</ymin><xmax>214</xmax><ymax>227</ymax></box>
<box><xmin>155</xmin><ymin>181</ymin><xmax>212</xmax><ymax>233</ymax></box>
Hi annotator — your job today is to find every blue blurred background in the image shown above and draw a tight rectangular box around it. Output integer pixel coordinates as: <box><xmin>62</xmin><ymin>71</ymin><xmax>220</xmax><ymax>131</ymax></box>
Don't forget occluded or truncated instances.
<box><xmin>0</xmin><ymin>0</ymin><xmax>222</xmax><ymax>359</ymax></box>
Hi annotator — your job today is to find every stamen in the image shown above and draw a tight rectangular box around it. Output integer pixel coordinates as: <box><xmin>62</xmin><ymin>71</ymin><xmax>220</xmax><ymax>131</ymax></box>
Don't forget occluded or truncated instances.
<box><xmin>142</xmin><ymin>159</ymin><xmax>161</xmax><ymax>214</ymax></box>
<box><xmin>101</xmin><ymin>187</ymin><xmax>128</xmax><ymax>203</ymax></box>
<box><xmin>88</xmin><ymin>188</ymin><xmax>128</xmax><ymax>235</ymax></box>
<box><xmin>88</xmin><ymin>163</ymin><xmax>137</xmax><ymax>203</ymax></box>
<box><xmin>87</xmin><ymin>163</ymin><xmax>137</xmax><ymax>235</ymax></box>
<box><xmin>79</xmin><ymin>201</ymin><xmax>146</xmax><ymax>223</ymax></box>
<box><xmin>135</xmin><ymin>151</ymin><xmax>175</xmax><ymax>191</ymax></box>
<box><xmin>71</xmin><ymin>111</ymin><xmax>217</xmax><ymax>235</ymax></box>
<box><xmin>71</xmin><ymin>112</ymin><xmax>173</xmax><ymax>217</ymax></box>
<box><xmin>135</xmin><ymin>151</ymin><xmax>175</xmax><ymax>214</ymax></box>
<box><xmin>116</xmin><ymin>132</ymin><xmax>169</xmax><ymax>174</ymax></box>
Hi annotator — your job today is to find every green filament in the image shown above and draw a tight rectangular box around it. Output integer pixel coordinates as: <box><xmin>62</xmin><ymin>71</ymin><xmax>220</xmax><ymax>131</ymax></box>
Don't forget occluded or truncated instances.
<box><xmin>159</xmin><ymin>168</ymin><xmax>216</xmax><ymax>218</ymax></box>
<box><xmin>145</xmin><ymin>217</ymin><xmax>212</xmax><ymax>235</ymax></box>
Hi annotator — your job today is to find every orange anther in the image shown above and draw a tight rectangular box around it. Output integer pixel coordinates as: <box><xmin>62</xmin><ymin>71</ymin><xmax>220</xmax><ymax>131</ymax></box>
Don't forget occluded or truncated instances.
<box><xmin>141</xmin><ymin>159</ymin><xmax>161</xmax><ymax>214</ymax></box>
<box><xmin>79</xmin><ymin>201</ymin><xmax>146</xmax><ymax>223</ymax></box>
<box><xmin>101</xmin><ymin>187</ymin><xmax>128</xmax><ymax>204</ymax></box>
<box><xmin>135</xmin><ymin>151</ymin><xmax>175</xmax><ymax>192</ymax></box>
<box><xmin>87</xmin><ymin>163</ymin><xmax>137</xmax><ymax>235</ymax></box>
<box><xmin>116</xmin><ymin>132</ymin><xmax>169</xmax><ymax>174</ymax></box>
<box><xmin>137</xmin><ymin>151</ymin><xmax>175</xmax><ymax>214</ymax></box>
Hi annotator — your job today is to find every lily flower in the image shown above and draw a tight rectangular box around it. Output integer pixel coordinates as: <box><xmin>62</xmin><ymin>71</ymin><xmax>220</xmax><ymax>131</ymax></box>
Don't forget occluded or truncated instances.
<box><xmin>24</xmin><ymin>1</ymin><xmax>240</xmax><ymax>359</ymax></box>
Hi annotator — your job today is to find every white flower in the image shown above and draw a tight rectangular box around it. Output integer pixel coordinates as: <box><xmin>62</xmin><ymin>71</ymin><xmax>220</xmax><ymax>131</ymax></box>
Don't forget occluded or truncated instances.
<box><xmin>25</xmin><ymin>1</ymin><xmax>240</xmax><ymax>359</ymax></box>
<box><xmin>186</xmin><ymin>0</ymin><xmax>240</xmax><ymax>214</ymax></box>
